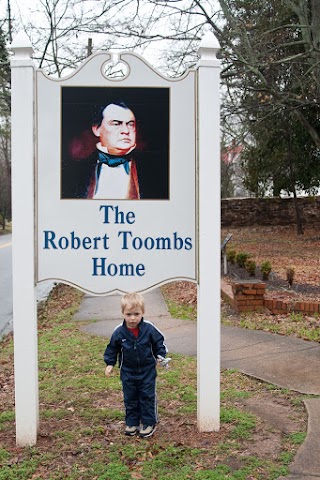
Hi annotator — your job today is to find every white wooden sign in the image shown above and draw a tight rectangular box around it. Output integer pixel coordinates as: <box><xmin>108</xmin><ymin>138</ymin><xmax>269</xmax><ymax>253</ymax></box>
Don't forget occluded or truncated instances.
<box><xmin>11</xmin><ymin>31</ymin><xmax>221</xmax><ymax>445</ymax></box>
<box><xmin>36</xmin><ymin>53</ymin><xmax>196</xmax><ymax>294</ymax></box>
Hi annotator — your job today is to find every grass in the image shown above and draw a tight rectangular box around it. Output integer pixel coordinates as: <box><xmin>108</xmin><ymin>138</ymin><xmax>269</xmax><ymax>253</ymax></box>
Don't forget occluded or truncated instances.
<box><xmin>0</xmin><ymin>284</ymin><xmax>308</xmax><ymax>479</ymax></box>
<box><xmin>222</xmin><ymin>308</ymin><xmax>320</xmax><ymax>342</ymax></box>
<box><xmin>163</xmin><ymin>298</ymin><xmax>196</xmax><ymax>321</ymax></box>
<box><xmin>163</xmin><ymin>278</ymin><xmax>320</xmax><ymax>343</ymax></box>
<box><xmin>164</xmin><ymin>284</ymin><xmax>320</xmax><ymax>345</ymax></box>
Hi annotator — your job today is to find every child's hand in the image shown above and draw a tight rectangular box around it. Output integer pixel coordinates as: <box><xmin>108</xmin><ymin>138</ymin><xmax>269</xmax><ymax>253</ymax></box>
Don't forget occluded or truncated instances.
<box><xmin>157</xmin><ymin>355</ymin><xmax>171</xmax><ymax>369</ymax></box>
<box><xmin>105</xmin><ymin>365</ymin><xmax>114</xmax><ymax>377</ymax></box>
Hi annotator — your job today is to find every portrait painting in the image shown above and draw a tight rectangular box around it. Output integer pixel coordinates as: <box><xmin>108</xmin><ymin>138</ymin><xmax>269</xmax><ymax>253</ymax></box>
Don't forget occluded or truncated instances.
<box><xmin>61</xmin><ymin>87</ymin><xmax>170</xmax><ymax>200</ymax></box>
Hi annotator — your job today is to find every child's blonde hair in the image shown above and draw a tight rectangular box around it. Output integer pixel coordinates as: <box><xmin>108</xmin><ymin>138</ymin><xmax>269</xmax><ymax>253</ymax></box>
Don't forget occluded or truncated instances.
<box><xmin>121</xmin><ymin>292</ymin><xmax>145</xmax><ymax>314</ymax></box>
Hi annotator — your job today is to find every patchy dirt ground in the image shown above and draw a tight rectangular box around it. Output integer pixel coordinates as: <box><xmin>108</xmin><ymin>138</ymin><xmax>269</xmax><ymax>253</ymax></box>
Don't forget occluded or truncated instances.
<box><xmin>161</xmin><ymin>281</ymin><xmax>197</xmax><ymax>307</ymax></box>
<box><xmin>156</xmin><ymin>224</ymin><xmax>320</xmax><ymax>471</ymax></box>
<box><xmin>0</xmin><ymin>277</ymin><xmax>309</xmax><ymax>478</ymax></box>
<box><xmin>222</xmin><ymin>224</ymin><xmax>320</xmax><ymax>301</ymax></box>
<box><xmin>163</xmin><ymin>224</ymin><xmax>320</xmax><ymax>307</ymax></box>
<box><xmin>3</xmin><ymin>222</ymin><xmax>320</xmax><ymax>477</ymax></box>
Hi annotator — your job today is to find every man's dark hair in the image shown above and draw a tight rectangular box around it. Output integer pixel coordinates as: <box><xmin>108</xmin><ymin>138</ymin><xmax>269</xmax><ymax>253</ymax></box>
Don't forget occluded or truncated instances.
<box><xmin>91</xmin><ymin>100</ymin><xmax>133</xmax><ymax>127</ymax></box>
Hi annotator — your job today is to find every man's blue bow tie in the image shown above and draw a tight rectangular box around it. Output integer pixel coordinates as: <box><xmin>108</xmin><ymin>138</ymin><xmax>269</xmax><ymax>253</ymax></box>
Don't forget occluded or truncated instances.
<box><xmin>97</xmin><ymin>151</ymin><xmax>131</xmax><ymax>174</ymax></box>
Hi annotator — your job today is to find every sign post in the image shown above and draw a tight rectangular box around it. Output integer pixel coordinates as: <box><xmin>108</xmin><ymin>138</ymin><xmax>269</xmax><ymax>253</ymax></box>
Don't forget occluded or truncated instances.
<box><xmin>10</xmin><ymin>32</ymin><xmax>39</xmax><ymax>446</ymax></box>
<box><xmin>10</xmin><ymin>30</ymin><xmax>221</xmax><ymax>445</ymax></box>
<box><xmin>197</xmin><ymin>32</ymin><xmax>221</xmax><ymax>431</ymax></box>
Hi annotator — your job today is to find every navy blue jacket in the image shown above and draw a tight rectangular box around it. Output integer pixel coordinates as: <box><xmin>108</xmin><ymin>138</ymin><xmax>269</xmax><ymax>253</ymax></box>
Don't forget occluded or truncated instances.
<box><xmin>103</xmin><ymin>318</ymin><xmax>167</xmax><ymax>372</ymax></box>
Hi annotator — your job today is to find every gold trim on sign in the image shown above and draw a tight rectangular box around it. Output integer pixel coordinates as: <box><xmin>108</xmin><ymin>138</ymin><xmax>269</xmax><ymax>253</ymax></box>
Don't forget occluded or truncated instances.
<box><xmin>36</xmin><ymin>277</ymin><xmax>197</xmax><ymax>296</ymax></box>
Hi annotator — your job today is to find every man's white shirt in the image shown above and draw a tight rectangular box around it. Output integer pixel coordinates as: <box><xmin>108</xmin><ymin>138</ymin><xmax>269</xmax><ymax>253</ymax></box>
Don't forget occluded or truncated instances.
<box><xmin>93</xmin><ymin>162</ymin><xmax>130</xmax><ymax>199</ymax></box>
<box><xmin>93</xmin><ymin>143</ymin><xmax>133</xmax><ymax>199</ymax></box>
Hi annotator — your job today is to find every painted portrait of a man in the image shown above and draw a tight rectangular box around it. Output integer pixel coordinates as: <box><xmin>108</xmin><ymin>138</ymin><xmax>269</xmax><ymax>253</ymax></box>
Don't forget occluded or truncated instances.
<box><xmin>61</xmin><ymin>87</ymin><xmax>170</xmax><ymax>200</ymax></box>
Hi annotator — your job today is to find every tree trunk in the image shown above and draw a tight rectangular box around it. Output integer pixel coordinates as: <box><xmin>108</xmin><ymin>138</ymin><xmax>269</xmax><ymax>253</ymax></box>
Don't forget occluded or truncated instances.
<box><xmin>287</xmin><ymin>129</ymin><xmax>304</xmax><ymax>235</ymax></box>
<box><xmin>1</xmin><ymin>209</ymin><xmax>6</xmax><ymax>230</ymax></box>
<box><xmin>292</xmin><ymin>189</ymin><xmax>304</xmax><ymax>235</ymax></box>
<box><xmin>293</xmin><ymin>109</ymin><xmax>320</xmax><ymax>150</ymax></box>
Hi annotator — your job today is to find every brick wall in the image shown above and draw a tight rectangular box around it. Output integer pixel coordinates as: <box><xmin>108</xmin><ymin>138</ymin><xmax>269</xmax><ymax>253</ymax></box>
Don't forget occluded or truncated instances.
<box><xmin>264</xmin><ymin>298</ymin><xmax>320</xmax><ymax>315</ymax></box>
<box><xmin>231</xmin><ymin>280</ymin><xmax>266</xmax><ymax>312</ymax></box>
<box><xmin>222</xmin><ymin>196</ymin><xmax>320</xmax><ymax>227</ymax></box>
<box><xmin>221</xmin><ymin>280</ymin><xmax>320</xmax><ymax>315</ymax></box>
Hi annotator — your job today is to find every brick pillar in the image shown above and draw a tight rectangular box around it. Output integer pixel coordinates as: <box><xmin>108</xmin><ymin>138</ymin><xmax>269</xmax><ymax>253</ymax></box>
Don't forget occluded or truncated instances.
<box><xmin>232</xmin><ymin>280</ymin><xmax>266</xmax><ymax>313</ymax></box>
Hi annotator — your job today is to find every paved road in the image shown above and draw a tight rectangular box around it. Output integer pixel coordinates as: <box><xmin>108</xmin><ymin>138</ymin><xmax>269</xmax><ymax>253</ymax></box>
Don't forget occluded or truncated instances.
<box><xmin>0</xmin><ymin>234</ymin><xmax>13</xmax><ymax>337</ymax></box>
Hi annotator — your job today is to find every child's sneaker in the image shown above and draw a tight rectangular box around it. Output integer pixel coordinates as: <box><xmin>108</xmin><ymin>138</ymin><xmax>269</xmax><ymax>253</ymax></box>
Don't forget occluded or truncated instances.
<box><xmin>125</xmin><ymin>425</ymin><xmax>139</xmax><ymax>436</ymax></box>
<box><xmin>139</xmin><ymin>425</ymin><xmax>156</xmax><ymax>438</ymax></box>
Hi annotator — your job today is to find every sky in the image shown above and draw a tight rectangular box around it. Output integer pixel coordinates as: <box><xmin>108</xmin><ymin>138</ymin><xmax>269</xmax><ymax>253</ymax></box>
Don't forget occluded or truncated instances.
<box><xmin>3</xmin><ymin>0</ymin><xmax>168</xmax><ymax>71</ymax></box>
<box><xmin>3</xmin><ymin>0</ymin><xmax>221</xmax><ymax>78</ymax></box>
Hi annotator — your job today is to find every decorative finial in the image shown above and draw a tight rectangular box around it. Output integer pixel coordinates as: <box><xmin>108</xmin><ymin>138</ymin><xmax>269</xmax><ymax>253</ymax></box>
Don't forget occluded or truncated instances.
<box><xmin>197</xmin><ymin>31</ymin><xmax>220</xmax><ymax>67</ymax></box>
<box><xmin>11</xmin><ymin>32</ymin><xmax>34</xmax><ymax>60</ymax></box>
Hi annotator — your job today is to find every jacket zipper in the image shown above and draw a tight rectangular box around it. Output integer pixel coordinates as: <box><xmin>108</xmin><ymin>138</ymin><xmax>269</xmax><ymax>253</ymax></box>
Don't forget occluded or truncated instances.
<box><xmin>134</xmin><ymin>340</ymin><xmax>141</xmax><ymax>371</ymax></box>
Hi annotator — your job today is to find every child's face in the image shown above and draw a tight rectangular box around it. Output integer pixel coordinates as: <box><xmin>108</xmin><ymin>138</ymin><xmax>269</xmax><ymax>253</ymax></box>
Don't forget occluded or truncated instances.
<box><xmin>123</xmin><ymin>306</ymin><xmax>144</xmax><ymax>329</ymax></box>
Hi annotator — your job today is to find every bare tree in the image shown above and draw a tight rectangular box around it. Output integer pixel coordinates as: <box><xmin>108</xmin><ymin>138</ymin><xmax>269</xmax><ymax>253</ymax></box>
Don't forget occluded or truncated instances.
<box><xmin>6</xmin><ymin>1</ymin><xmax>320</xmax><ymax>118</ymax></box>
<box><xmin>0</xmin><ymin>23</ymin><xmax>11</xmax><ymax>229</ymax></box>
<box><xmin>0</xmin><ymin>168</ymin><xmax>11</xmax><ymax>229</ymax></box>
<box><xmin>3</xmin><ymin>0</ymin><xmax>320</xmax><ymax>212</ymax></box>
<box><xmin>0</xmin><ymin>116</ymin><xmax>11</xmax><ymax>229</ymax></box>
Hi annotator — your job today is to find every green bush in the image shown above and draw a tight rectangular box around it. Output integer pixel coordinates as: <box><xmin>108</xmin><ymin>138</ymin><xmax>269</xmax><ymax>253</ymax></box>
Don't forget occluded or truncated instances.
<box><xmin>236</xmin><ymin>252</ymin><xmax>250</xmax><ymax>268</ymax></box>
<box><xmin>245</xmin><ymin>259</ymin><xmax>256</xmax><ymax>276</ymax></box>
<box><xmin>226</xmin><ymin>248</ymin><xmax>237</xmax><ymax>264</ymax></box>
<box><xmin>261</xmin><ymin>261</ymin><xmax>272</xmax><ymax>280</ymax></box>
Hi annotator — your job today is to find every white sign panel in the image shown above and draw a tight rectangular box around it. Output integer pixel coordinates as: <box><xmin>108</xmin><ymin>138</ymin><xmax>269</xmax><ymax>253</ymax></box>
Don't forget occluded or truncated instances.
<box><xmin>36</xmin><ymin>53</ymin><xmax>196</xmax><ymax>294</ymax></box>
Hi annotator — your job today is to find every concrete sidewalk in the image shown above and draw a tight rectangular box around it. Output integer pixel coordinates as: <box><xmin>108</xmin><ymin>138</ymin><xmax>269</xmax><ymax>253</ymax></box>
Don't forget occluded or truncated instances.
<box><xmin>74</xmin><ymin>289</ymin><xmax>197</xmax><ymax>357</ymax></box>
<box><xmin>75</xmin><ymin>288</ymin><xmax>320</xmax><ymax>480</ymax></box>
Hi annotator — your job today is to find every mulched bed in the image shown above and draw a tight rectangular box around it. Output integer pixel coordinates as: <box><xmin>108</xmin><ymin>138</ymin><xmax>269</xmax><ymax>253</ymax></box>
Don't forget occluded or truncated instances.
<box><xmin>163</xmin><ymin>225</ymin><xmax>320</xmax><ymax>308</ymax></box>
<box><xmin>225</xmin><ymin>263</ymin><xmax>320</xmax><ymax>303</ymax></box>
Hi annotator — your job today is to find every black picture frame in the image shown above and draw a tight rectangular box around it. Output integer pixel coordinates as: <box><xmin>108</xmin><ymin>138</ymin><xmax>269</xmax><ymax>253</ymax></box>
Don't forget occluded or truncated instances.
<box><xmin>61</xmin><ymin>86</ymin><xmax>170</xmax><ymax>200</ymax></box>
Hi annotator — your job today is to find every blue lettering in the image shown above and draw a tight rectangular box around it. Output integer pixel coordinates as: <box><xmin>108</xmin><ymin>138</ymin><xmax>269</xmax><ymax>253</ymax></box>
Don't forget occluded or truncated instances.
<box><xmin>43</xmin><ymin>231</ymin><xmax>57</xmax><ymax>249</ymax></box>
<box><xmin>173</xmin><ymin>232</ymin><xmax>183</xmax><ymax>250</ymax></box>
<box><xmin>136</xmin><ymin>264</ymin><xmax>145</xmax><ymax>276</ymax></box>
<box><xmin>92</xmin><ymin>257</ymin><xmax>106</xmax><ymax>276</ymax></box>
<box><xmin>58</xmin><ymin>237</ymin><xmax>69</xmax><ymax>249</ymax></box>
<box><xmin>185</xmin><ymin>237</ymin><xmax>193</xmax><ymax>250</ymax></box>
<box><xmin>99</xmin><ymin>205</ymin><xmax>114</xmax><ymax>224</ymax></box>
<box><xmin>100</xmin><ymin>205</ymin><xmax>135</xmax><ymax>224</ymax></box>
<box><xmin>92</xmin><ymin>258</ymin><xmax>146</xmax><ymax>277</ymax></box>
<box><xmin>70</xmin><ymin>231</ymin><xmax>81</xmax><ymax>249</ymax></box>
<box><xmin>118</xmin><ymin>231</ymin><xmax>132</xmax><ymax>249</ymax></box>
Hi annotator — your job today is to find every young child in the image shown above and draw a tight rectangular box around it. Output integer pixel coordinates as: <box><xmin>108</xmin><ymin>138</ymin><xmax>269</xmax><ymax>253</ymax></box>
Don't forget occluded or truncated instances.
<box><xmin>103</xmin><ymin>292</ymin><xmax>168</xmax><ymax>438</ymax></box>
